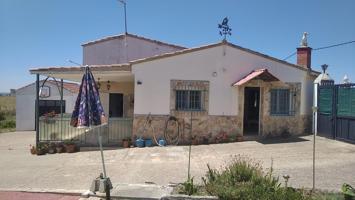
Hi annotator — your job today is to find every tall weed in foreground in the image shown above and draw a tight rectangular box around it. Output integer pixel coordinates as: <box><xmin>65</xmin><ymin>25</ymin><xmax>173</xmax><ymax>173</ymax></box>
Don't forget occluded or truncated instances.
<box><xmin>202</xmin><ymin>155</ymin><xmax>312</xmax><ymax>200</ymax></box>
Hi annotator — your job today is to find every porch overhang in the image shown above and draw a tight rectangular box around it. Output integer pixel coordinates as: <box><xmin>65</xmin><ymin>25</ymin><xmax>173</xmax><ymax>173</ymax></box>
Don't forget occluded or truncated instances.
<box><xmin>29</xmin><ymin>64</ymin><xmax>133</xmax><ymax>82</ymax></box>
<box><xmin>232</xmin><ymin>69</ymin><xmax>279</xmax><ymax>86</ymax></box>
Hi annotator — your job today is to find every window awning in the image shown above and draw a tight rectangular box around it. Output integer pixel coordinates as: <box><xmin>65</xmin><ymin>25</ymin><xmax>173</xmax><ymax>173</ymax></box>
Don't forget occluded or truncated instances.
<box><xmin>232</xmin><ymin>69</ymin><xmax>280</xmax><ymax>86</ymax></box>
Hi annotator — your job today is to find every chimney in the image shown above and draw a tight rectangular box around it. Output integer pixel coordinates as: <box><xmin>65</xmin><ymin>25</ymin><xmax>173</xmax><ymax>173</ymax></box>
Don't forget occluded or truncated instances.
<box><xmin>297</xmin><ymin>32</ymin><xmax>312</xmax><ymax>69</ymax></box>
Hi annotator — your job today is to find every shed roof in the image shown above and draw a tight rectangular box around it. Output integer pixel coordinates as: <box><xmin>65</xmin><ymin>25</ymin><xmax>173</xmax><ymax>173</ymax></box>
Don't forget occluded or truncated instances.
<box><xmin>16</xmin><ymin>80</ymin><xmax>79</xmax><ymax>94</ymax></box>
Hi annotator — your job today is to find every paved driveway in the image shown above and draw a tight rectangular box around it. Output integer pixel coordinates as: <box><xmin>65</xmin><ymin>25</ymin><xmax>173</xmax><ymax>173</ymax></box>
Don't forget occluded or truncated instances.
<box><xmin>0</xmin><ymin>131</ymin><xmax>354</xmax><ymax>193</ymax></box>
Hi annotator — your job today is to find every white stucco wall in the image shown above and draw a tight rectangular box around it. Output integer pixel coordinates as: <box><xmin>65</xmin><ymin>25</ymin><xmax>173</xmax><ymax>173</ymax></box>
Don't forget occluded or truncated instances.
<box><xmin>16</xmin><ymin>82</ymin><xmax>77</xmax><ymax>131</ymax></box>
<box><xmin>132</xmin><ymin>44</ymin><xmax>314</xmax><ymax>116</ymax></box>
<box><xmin>83</xmin><ymin>35</ymin><xmax>183</xmax><ymax>65</ymax></box>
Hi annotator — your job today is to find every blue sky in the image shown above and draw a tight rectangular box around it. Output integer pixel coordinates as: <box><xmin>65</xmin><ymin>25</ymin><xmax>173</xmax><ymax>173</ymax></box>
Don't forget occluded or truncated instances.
<box><xmin>0</xmin><ymin>0</ymin><xmax>354</xmax><ymax>92</ymax></box>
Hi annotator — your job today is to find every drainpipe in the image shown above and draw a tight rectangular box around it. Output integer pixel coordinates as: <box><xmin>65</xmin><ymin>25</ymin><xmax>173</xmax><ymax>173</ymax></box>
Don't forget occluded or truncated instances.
<box><xmin>35</xmin><ymin>74</ymin><xmax>40</xmax><ymax>147</ymax></box>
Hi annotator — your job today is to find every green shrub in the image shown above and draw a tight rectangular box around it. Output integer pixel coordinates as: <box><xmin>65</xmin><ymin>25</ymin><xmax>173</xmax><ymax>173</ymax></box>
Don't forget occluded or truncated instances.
<box><xmin>179</xmin><ymin>177</ymin><xmax>198</xmax><ymax>196</ymax></box>
<box><xmin>202</xmin><ymin>155</ymin><xmax>312</xmax><ymax>200</ymax></box>
<box><xmin>0</xmin><ymin>112</ymin><xmax>5</xmax><ymax>121</ymax></box>
<box><xmin>0</xmin><ymin>120</ymin><xmax>15</xmax><ymax>129</ymax></box>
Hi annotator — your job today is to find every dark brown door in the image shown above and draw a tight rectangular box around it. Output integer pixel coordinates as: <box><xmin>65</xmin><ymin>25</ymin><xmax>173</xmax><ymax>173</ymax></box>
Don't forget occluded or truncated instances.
<box><xmin>109</xmin><ymin>93</ymin><xmax>123</xmax><ymax>117</ymax></box>
<box><xmin>243</xmin><ymin>87</ymin><xmax>260</xmax><ymax>135</ymax></box>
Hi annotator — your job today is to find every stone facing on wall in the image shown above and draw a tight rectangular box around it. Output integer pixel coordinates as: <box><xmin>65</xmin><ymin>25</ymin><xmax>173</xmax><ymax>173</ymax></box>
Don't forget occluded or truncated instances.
<box><xmin>132</xmin><ymin>79</ymin><xmax>312</xmax><ymax>143</ymax></box>
<box><xmin>132</xmin><ymin>114</ymin><xmax>242</xmax><ymax>144</ymax></box>
<box><xmin>239</xmin><ymin>80</ymin><xmax>312</xmax><ymax>136</ymax></box>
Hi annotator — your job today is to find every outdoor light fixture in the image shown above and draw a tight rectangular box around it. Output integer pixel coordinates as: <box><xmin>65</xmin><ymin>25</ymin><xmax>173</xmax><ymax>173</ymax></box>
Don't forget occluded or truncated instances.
<box><xmin>212</xmin><ymin>72</ymin><xmax>217</xmax><ymax>77</ymax></box>
<box><xmin>97</xmin><ymin>78</ymin><xmax>101</xmax><ymax>89</ymax></box>
<box><xmin>137</xmin><ymin>80</ymin><xmax>142</xmax><ymax>85</ymax></box>
<box><xmin>107</xmin><ymin>80</ymin><xmax>111</xmax><ymax>90</ymax></box>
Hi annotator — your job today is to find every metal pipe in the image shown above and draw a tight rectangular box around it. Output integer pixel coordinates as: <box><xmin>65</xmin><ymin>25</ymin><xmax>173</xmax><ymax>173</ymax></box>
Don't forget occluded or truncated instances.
<box><xmin>313</xmin><ymin>111</ymin><xmax>316</xmax><ymax>192</ymax></box>
<box><xmin>124</xmin><ymin>2</ymin><xmax>127</xmax><ymax>34</ymax></box>
<box><xmin>60</xmin><ymin>79</ymin><xmax>64</xmax><ymax>137</ymax></box>
<box><xmin>35</xmin><ymin>74</ymin><xmax>40</xmax><ymax>147</ymax></box>
<box><xmin>188</xmin><ymin>111</ymin><xmax>192</xmax><ymax>179</ymax></box>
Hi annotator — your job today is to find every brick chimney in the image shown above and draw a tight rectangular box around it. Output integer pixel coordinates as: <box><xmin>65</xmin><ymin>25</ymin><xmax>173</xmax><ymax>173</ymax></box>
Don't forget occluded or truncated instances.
<box><xmin>297</xmin><ymin>32</ymin><xmax>312</xmax><ymax>69</ymax></box>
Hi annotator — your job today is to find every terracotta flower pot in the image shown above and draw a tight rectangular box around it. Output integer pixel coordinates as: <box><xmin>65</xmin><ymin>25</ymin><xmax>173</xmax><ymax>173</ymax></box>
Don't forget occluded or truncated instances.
<box><xmin>30</xmin><ymin>146</ymin><xmax>37</xmax><ymax>155</ymax></box>
<box><xmin>65</xmin><ymin>144</ymin><xmax>76</xmax><ymax>153</ymax></box>
<box><xmin>56</xmin><ymin>146</ymin><xmax>64</xmax><ymax>153</ymax></box>
<box><xmin>122</xmin><ymin>140</ymin><xmax>130</xmax><ymax>148</ymax></box>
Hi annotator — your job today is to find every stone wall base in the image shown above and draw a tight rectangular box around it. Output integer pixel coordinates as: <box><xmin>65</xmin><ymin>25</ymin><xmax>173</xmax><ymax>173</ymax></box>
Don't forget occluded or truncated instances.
<box><xmin>261</xmin><ymin>115</ymin><xmax>312</xmax><ymax>137</ymax></box>
<box><xmin>133</xmin><ymin>114</ymin><xmax>242</xmax><ymax>145</ymax></box>
<box><xmin>132</xmin><ymin>114</ymin><xmax>312</xmax><ymax>145</ymax></box>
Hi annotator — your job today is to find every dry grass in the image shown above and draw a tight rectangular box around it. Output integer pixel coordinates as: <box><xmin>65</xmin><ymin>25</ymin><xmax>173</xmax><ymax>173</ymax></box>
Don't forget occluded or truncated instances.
<box><xmin>0</xmin><ymin>96</ymin><xmax>16</xmax><ymax>112</ymax></box>
<box><xmin>0</xmin><ymin>96</ymin><xmax>16</xmax><ymax>133</ymax></box>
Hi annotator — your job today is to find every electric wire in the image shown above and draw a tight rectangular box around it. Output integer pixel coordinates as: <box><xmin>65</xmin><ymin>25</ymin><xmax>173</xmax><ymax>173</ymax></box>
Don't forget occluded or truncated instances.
<box><xmin>282</xmin><ymin>40</ymin><xmax>355</xmax><ymax>61</ymax></box>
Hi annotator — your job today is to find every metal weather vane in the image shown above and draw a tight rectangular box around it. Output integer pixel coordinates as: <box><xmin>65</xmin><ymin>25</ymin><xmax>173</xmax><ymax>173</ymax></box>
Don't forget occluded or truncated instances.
<box><xmin>218</xmin><ymin>17</ymin><xmax>232</xmax><ymax>41</ymax></box>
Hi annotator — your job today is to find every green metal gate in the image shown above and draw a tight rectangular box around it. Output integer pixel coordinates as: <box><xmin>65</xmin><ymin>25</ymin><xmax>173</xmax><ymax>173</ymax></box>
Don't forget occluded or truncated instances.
<box><xmin>318</xmin><ymin>83</ymin><xmax>355</xmax><ymax>143</ymax></box>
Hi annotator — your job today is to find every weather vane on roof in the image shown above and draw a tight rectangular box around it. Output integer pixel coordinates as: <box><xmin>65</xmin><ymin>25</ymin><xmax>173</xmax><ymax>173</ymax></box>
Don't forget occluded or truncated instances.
<box><xmin>218</xmin><ymin>17</ymin><xmax>232</xmax><ymax>41</ymax></box>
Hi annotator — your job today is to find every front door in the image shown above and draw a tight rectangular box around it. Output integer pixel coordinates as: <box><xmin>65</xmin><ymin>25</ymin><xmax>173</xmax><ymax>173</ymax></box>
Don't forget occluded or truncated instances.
<box><xmin>109</xmin><ymin>93</ymin><xmax>123</xmax><ymax>117</ymax></box>
<box><xmin>243</xmin><ymin>87</ymin><xmax>260</xmax><ymax>135</ymax></box>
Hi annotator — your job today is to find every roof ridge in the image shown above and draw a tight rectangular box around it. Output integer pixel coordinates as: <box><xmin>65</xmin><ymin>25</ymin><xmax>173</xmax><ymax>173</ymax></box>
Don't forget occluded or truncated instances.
<box><xmin>81</xmin><ymin>33</ymin><xmax>186</xmax><ymax>50</ymax></box>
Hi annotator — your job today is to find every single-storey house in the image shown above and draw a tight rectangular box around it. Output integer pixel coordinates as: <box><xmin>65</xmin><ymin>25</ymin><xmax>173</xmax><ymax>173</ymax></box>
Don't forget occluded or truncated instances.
<box><xmin>29</xmin><ymin>33</ymin><xmax>319</xmax><ymax>145</ymax></box>
<box><xmin>16</xmin><ymin>81</ymin><xmax>79</xmax><ymax>131</ymax></box>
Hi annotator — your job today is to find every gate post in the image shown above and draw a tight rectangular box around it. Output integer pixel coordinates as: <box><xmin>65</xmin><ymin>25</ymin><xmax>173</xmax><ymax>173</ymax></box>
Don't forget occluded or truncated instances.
<box><xmin>35</xmin><ymin>74</ymin><xmax>40</xmax><ymax>147</ymax></box>
<box><xmin>332</xmin><ymin>85</ymin><xmax>337</xmax><ymax>139</ymax></box>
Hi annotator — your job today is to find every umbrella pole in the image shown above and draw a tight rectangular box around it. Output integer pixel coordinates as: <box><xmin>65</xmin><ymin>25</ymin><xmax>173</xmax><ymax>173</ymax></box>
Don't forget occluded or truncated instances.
<box><xmin>98</xmin><ymin>131</ymin><xmax>107</xmax><ymax>178</ymax></box>
<box><xmin>98</xmin><ymin>130</ymin><xmax>111</xmax><ymax>200</ymax></box>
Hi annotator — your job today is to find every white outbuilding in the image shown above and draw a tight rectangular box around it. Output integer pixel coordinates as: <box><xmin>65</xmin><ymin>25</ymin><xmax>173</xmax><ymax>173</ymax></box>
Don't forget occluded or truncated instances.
<box><xmin>16</xmin><ymin>81</ymin><xmax>79</xmax><ymax>131</ymax></box>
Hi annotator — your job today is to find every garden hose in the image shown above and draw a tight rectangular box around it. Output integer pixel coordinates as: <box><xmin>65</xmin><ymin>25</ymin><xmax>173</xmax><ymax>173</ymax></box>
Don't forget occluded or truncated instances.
<box><xmin>163</xmin><ymin>116</ymin><xmax>181</xmax><ymax>145</ymax></box>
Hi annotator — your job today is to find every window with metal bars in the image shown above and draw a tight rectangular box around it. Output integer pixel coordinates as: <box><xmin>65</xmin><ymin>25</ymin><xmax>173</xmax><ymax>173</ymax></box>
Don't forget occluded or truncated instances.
<box><xmin>270</xmin><ymin>89</ymin><xmax>294</xmax><ymax>115</ymax></box>
<box><xmin>175</xmin><ymin>90</ymin><xmax>203</xmax><ymax>111</ymax></box>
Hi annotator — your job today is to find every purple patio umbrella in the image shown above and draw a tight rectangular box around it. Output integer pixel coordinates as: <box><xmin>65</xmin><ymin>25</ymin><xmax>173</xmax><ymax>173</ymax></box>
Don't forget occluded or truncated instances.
<box><xmin>70</xmin><ymin>66</ymin><xmax>111</xmax><ymax>198</ymax></box>
<box><xmin>70</xmin><ymin>66</ymin><xmax>106</xmax><ymax>128</ymax></box>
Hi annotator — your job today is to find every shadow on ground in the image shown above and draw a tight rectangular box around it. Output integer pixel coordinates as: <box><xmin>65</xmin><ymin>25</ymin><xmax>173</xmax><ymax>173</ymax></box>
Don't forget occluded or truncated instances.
<box><xmin>257</xmin><ymin>136</ymin><xmax>310</xmax><ymax>144</ymax></box>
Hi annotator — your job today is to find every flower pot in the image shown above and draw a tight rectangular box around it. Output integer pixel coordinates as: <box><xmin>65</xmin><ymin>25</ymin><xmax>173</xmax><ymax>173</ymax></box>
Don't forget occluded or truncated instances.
<box><xmin>236</xmin><ymin>135</ymin><xmax>243</xmax><ymax>142</ymax></box>
<box><xmin>48</xmin><ymin>147</ymin><xmax>56</xmax><ymax>154</ymax></box>
<box><xmin>65</xmin><ymin>144</ymin><xmax>76</xmax><ymax>153</ymax></box>
<box><xmin>145</xmin><ymin>139</ymin><xmax>153</xmax><ymax>147</ymax></box>
<box><xmin>122</xmin><ymin>140</ymin><xmax>130</xmax><ymax>148</ymax></box>
<box><xmin>36</xmin><ymin>149</ymin><xmax>46</xmax><ymax>156</ymax></box>
<box><xmin>30</xmin><ymin>146</ymin><xmax>37</xmax><ymax>155</ymax></box>
<box><xmin>135</xmin><ymin>138</ymin><xmax>145</xmax><ymax>148</ymax></box>
<box><xmin>191</xmin><ymin>138</ymin><xmax>199</xmax><ymax>145</ymax></box>
<box><xmin>56</xmin><ymin>146</ymin><xmax>64</xmax><ymax>153</ymax></box>
<box><xmin>158</xmin><ymin>139</ymin><xmax>166</xmax><ymax>146</ymax></box>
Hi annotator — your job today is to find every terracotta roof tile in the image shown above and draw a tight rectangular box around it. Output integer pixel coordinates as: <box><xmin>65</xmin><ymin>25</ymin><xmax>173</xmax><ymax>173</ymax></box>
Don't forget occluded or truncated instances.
<box><xmin>232</xmin><ymin>69</ymin><xmax>279</xmax><ymax>86</ymax></box>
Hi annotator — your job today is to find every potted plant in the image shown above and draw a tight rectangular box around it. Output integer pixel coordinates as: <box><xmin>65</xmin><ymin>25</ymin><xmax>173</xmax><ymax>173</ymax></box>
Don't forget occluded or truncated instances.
<box><xmin>43</xmin><ymin>111</ymin><xmax>57</xmax><ymax>124</ymax></box>
<box><xmin>47</xmin><ymin>142</ymin><xmax>57</xmax><ymax>154</ymax></box>
<box><xmin>64</xmin><ymin>139</ymin><xmax>76</xmax><ymax>153</ymax></box>
<box><xmin>236</xmin><ymin>133</ymin><xmax>243</xmax><ymax>142</ymax></box>
<box><xmin>122</xmin><ymin>137</ymin><xmax>131</xmax><ymax>148</ymax></box>
<box><xmin>191</xmin><ymin>135</ymin><xmax>199</xmax><ymax>145</ymax></box>
<box><xmin>135</xmin><ymin>137</ymin><xmax>145</xmax><ymax>148</ymax></box>
<box><xmin>145</xmin><ymin>137</ymin><xmax>153</xmax><ymax>147</ymax></box>
<box><xmin>56</xmin><ymin>143</ymin><xmax>65</xmax><ymax>153</ymax></box>
<box><xmin>36</xmin><ymin>143</ymin><xmax>48</xmax><ymax>156</ymax></box>
<box><xmin>30</xmin><ymin>144</ymin><xmax>36</xmax><ymax>155</ymax></box>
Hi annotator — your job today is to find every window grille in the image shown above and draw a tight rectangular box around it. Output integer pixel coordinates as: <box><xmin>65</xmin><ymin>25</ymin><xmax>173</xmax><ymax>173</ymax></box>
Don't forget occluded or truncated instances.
<box><xmin>176</xmin><ymin>90</ymin><xmax>203</xmax><ymax>111</ymax></box>
<box><xmin>270</xmin><ymin>89</ymin><xmax>295</xmax><ymax>115</ymax></box>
